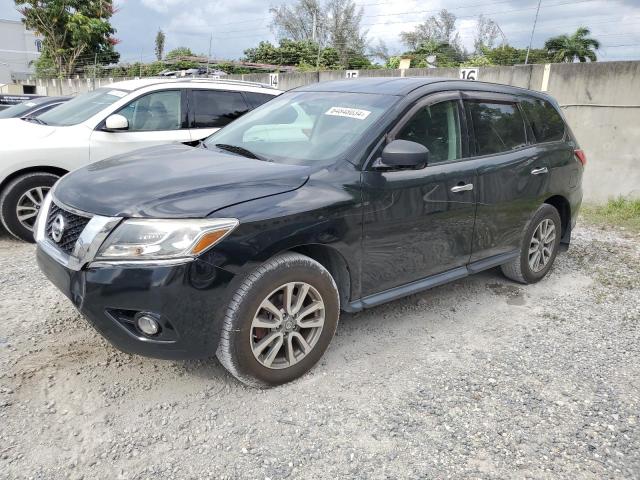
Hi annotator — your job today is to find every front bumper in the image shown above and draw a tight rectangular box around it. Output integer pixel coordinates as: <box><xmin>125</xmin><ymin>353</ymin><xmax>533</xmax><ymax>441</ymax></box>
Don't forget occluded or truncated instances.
<box><xmin>37</xmin><ymin>246</ymin><xmax>235</xmax><ymax>360</ymax></box>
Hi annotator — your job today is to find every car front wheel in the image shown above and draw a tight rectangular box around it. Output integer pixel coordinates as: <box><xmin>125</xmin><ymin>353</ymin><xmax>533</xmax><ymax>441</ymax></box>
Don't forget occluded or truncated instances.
<box><xmin>217</xmin><ymin>252</ymin><xmax>340</xmax><ymax>388</ymax></box>
<box><xmin>501</xmin><ymin>203</ymin><xmax>562</xmax><ymax>284</ymax></box>
<box><xmin>0</xmin><ymin>172</ymin><xmax>60</xmax><ymax>242</ymax></box>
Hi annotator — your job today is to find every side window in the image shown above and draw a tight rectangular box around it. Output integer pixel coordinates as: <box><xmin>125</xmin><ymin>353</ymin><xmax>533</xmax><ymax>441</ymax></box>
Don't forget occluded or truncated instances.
<box><xmin>521</xmin><ymin>98</ymin><xmax>565</xmax><ymax>143</ymax></box>
<box><xmin>117</xmin><ymin>90</ymin><xmax>182</xmax><ymax>131</ymax></box>
<box><xmin>191</xmin><ymin>90</ymin><xmax>249</xmax><ymax>128</ymax></box>
<box><xmin>466</xmin><ymin>101</ymin><xmax>527</xmax><ymax>155</ymax></box>
<box><xmin>396</xmin><ymin>100</ymin><xmax>462</xmax><ymax>164</ymax></box>
<box><xmin>244</xmin><ymin>92</ymin><xmax>276</xmax><ymax>109</ymax></box>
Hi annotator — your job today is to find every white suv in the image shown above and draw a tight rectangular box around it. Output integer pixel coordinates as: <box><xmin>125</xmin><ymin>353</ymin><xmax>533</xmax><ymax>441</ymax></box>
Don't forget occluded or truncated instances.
<box><xmin>0</xmin><ymin>78</ymin><xmax>281</xmax><ymax>241</ymax></box>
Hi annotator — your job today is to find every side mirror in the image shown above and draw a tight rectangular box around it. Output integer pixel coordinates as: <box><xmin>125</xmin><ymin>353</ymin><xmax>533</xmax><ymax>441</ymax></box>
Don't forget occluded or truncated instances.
<box><xmin>104</xmin><ymin>114</ymin><xmax>129</xmax><ymax>131</ymax></box>
<box><xmin>378</xmin><ymin>139</ymin><xmax>429</xmax><ymax>168</ymax></box>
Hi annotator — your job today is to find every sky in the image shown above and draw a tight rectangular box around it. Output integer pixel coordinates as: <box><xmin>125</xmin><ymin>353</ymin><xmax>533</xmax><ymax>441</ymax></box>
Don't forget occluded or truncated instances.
<box><xmin>1</xmin><ymin>0</ymin><xmax>639</xmax><ymax>65</ymax></box>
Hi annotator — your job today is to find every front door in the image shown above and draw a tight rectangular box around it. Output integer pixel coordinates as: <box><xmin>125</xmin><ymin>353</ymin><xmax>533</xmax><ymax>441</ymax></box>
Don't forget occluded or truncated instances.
<box><xmin>89</xmin><ymin>89</ymin><xmax>191</xmax><ymax>162</ymax></box>
<box><xmin>361</xmin><ymin>93</ymin><xmax>477</xmax><ymax>297</ymax></box>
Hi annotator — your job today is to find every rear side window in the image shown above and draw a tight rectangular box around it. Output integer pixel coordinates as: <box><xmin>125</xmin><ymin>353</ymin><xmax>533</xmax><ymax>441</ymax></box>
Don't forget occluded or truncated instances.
<box><xmin>466</xmin><ymin>101</ymin><xmax>526</xmax><ymax>155</ymax></box>
<box><xmin>521</xmin><ymin>98</ymin><xmax>565</xmax><ymax>143</ymax></box>
<box><xmin>191</xmin><ymin>90</ymin><xmax>249</xmax><ymax>128</ymax></box>
<box><xmin>244</xmin><ymin>92</ymin><xmax>276</xmax><ymax>109</ymax></box>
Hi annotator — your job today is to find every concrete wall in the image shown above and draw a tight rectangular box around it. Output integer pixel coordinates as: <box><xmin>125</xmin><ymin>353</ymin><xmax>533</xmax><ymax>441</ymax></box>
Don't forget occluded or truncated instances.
<box><xmin>16</xmin><ymin>61</ymin><xmax>640</xmax><ymax>203</ymax></box>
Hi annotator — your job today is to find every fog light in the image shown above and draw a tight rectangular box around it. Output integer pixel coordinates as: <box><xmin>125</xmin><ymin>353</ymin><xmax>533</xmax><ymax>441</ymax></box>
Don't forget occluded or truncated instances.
<box><xmin>136</xmin><ymin>314</ymin><xmax>160</xmax><ymax>336</ymax></box>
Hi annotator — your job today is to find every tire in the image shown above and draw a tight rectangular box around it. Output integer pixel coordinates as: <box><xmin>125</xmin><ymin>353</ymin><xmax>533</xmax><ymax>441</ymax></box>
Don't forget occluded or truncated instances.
<box><xmin>217</xmin><ymin>252</ymin><xmax>340</xmax><ymax>388</ymax></box>
<box><xmin>501</xmin><ymin>203</ymin><xmax>562</xmax><ymax>284</ymax></box>
<box><xmin>0</xmin><ymin>172</ymin><xmax>60</xmax><ymax>242</ymax></box>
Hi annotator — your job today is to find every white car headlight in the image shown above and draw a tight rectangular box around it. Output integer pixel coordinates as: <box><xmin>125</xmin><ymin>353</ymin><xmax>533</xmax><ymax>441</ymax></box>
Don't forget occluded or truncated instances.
<box><xmin>95</xmin><ymin>218</ymin><xmax>239</xmax><ymax>261</ymax></box>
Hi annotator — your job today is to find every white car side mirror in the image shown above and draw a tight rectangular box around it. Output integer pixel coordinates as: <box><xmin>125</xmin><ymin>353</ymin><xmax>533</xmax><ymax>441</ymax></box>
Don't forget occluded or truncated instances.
<box><xmin>104</xmin><ymin>114</ymin><xmax>129</xmax><ymax>131</ymax></box>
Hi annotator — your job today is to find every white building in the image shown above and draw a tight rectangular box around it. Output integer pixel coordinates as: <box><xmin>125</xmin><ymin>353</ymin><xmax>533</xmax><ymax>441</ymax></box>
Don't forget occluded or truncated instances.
<box><xmin>0</xmin><ymin>19</ymin><xmax>42</xmax><ymax>93</ymax></box>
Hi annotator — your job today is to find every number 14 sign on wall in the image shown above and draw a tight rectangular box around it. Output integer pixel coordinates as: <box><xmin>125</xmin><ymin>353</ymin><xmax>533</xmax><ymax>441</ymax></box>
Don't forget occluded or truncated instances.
<box><xmin>460</xmin><ymin>68</ymin><xmax>479</xmax><ymax>80</ymax></box>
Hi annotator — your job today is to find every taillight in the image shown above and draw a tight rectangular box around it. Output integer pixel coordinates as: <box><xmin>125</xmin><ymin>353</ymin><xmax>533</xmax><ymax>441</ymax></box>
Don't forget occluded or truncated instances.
<box><xmin>574</xmin><ymin>149</ymin><xmax>587</xmax><ymax>166</ymax></box>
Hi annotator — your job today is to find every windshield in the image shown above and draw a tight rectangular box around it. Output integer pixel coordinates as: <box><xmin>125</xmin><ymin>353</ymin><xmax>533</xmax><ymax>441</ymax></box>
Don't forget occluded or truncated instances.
<box><xmin>204</xmin><ymin>91</ymin><xmax>397</xmax><ymax>164</ymax></box>
<box><xmin>38</xmin><ymin>88</ymin><xmax>128</xmax><ymax>126</ymax></box>
<box><xmin>0</xmin><ymin>101</ymin><xmax>39</xmax><ymax>119</ymax></box>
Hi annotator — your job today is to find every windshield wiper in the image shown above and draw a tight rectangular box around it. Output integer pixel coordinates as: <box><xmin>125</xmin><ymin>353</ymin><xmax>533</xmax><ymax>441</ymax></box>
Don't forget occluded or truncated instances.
<box><xmin>23</xmin><ymin>116</ymin><xmax>48</xmax><ymax>125</ymax></box>
<box><xmin>214</xmin><ymin>143</ymin><xmax>269</xmax><ymax>162</ymax></box>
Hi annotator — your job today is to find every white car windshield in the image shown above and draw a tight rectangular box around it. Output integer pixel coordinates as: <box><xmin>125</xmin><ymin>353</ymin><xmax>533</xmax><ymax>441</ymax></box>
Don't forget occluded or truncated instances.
<box><xmin>38</xmin><ymin>88</ymin><xmax>128</xmax><ymax>126</ymax></box>
<box><xmin>204</xmin><ymin>91</ymin><xmax>397</xmax><ymax>164</ymax></box>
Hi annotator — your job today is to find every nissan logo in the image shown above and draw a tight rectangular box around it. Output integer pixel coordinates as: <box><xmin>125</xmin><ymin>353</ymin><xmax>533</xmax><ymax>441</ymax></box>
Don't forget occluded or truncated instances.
<box><xmin>51</xmin><ymin>214</ymin><xmax>66</xmax><ymax>243</ymax></box>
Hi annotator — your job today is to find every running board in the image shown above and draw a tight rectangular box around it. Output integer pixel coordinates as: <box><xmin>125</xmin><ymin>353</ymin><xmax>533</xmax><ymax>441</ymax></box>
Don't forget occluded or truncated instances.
<box><xmin>344</xmin><ymin>250</ymin><xmax>519</xmax><ymax>313</ymax></box>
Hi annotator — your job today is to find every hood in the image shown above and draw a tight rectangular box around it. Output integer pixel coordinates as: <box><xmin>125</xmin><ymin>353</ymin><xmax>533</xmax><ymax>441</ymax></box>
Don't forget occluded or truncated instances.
<box><xmin>54</xmin><ymin>144</ymin><xmax>311</xmax><ymax>218</ymax></box>
<box><xmin>0</xmin><ymin>118</ymin><xmax>57</xmax><ymax>142</ymax></box>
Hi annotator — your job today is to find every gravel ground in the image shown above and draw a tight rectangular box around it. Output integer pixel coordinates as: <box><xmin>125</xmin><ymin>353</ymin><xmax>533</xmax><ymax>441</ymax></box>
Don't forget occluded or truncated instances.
<box><xmin>0</xmin><ymin>222</ymin><xmax>639</xmax><ymax>480</ymax></box>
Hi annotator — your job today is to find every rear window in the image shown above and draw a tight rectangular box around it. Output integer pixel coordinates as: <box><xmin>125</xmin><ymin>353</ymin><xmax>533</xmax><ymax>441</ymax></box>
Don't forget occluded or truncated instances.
<box><xmin>521</xmin><ymin>98</ymin><xmax>566</xmax><ymax>143</ymax></box>
<box><xmin>466</xmin><ymin>101</ymin><xmax>527</xmax><ymax>156</ymax></box>
<box><xmin>244</xmin><ymin>92</ymin><xmax>276</xmax><ymax>109</ymax></box>
<box><xmin>191</xmin><ymin>90</ymin><xmax>249</xmax><ymax>128</ymax></box>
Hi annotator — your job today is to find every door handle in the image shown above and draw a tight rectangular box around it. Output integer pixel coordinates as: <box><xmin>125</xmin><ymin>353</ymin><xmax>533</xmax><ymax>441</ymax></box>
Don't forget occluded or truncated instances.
<box><xmin>531</xmin><ymin>167</ymin><xmax>549</xmax><ymax>175</ymax></box>
<box><xmin>451</xmin><ymin>183</ymin><xmax>473</xmax><ymax>193</ymax></box>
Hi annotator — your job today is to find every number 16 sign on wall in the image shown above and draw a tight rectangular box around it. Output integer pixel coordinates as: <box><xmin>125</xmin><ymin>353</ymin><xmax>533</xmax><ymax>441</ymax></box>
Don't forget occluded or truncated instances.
<box><xmin>460</xmin><ymin>68</ymin><xmax>479</xmax><ymax>81</ymax></box>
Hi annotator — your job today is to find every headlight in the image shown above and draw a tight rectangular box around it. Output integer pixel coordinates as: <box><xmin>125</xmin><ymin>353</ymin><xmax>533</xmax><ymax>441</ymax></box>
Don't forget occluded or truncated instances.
<box><xmin>95</xmin><ymin>218</ymin><xmax>239</xmax><ymax>261</ymax></box>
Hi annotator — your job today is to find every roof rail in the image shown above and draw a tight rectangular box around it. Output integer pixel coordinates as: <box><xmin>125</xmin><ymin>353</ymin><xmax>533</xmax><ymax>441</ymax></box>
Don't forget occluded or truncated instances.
<box><xmin>167</xmin><ymin>77</ymin><xmax>274</xmax><ymax>89</ymax></box>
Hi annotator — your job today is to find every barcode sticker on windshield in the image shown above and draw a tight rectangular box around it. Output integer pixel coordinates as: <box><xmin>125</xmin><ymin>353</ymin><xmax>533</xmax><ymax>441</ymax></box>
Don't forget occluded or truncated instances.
<box><xmin>325</xmin><ymin>107</ymin><xmax>371</xmax><ymax>120</ymax></box>
<box><xmin>107</xmin><ymin>90</ymin><xmax>127</xmax><ymax>98</ymax></box>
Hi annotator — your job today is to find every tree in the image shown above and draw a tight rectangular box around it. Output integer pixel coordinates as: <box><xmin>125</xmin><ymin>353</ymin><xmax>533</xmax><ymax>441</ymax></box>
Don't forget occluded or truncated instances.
<box><xmin>474</xmin><ymin>15</ymin><xmax>500</xmax><ymax>53</ymax></box>
<box><xmin>165</xmin><ymin>47</ymin><xmax>194</xmax><ymax>60</ymax></box>
<box><xmin>270</xmin><ymin>0</ymin><xmax>326</xmax><ymax>43</ymax></box>
<box><xmin>269</xmin><ymin>0</ymin><xmax>367</xmax><ymax>68</ymax></box>
<box><xmin>544</xmin><ymin>27</ymin><xmax>600</xmax><ymax>63</ymax></box>
<box><xmin>244</xmin><ymin>39</ymin><xmax>353</xmax><ymax>69</ymax></box>
<box><xmin>154</xmin><ymin>29</ymin><xmax>165</xmax><ymax>61</ymax></box>
<box><xmin>369</xmin><ymin>39</ymin><xmax>392</xmax><ymax>64</ymax></box>
<box><xmin>482</xmin><ymin>45</ymin><xmax>551</xmax><ymax>65</ymax></box>
<box><xmin>16</xmin><ymin>0</ymin><xmax>120</xmax><ymax>77</ymax></box>
<box><xmin>400</xmin><ymin>9</ymin><xmax>462</xmax><ymax>54</ymax></box>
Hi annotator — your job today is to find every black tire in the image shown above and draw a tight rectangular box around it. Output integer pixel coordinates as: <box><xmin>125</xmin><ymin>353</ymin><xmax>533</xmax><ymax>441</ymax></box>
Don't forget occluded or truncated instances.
<box><xmin>0</xmin><ymin>172</ymin><xmax>59</xmax><ymax>242</ymax></box>
<box><xmin>501</xmin><ymin>203</ymin><xmax>562</xmax><ymax>284</ymax></box>
<box><xmin>217</xmin><ymin>252</ymin><xmax>340</xmax><ymax>388</ymax></box>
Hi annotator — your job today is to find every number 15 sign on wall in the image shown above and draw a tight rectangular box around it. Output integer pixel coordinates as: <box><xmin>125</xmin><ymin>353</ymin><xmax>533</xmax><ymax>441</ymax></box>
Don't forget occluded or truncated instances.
<box><xmin>459</xmin><ymin>68</ymin><xmax>479</xmax><ymax>81</ymax></box>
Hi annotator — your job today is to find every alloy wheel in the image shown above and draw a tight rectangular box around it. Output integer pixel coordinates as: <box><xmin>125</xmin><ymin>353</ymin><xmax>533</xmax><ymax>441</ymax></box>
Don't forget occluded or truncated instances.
<box><xmin>528</xmin><ymin>218</ymin><xmax>556</xmax><ymax>272</ymax></box>
<box><xmin>250</xmin><ymin>282</ymin><xmax>325</xmax><ymax>370</ymax></box>
<box><xmin>16</xmin><ymin>186</ymin><xmax>49</xmax><ymax>232</ymax></box>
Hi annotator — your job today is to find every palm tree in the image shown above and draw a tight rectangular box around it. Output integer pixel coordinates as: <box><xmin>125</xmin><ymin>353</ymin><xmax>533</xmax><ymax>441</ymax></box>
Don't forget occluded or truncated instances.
<box><xmin>544</xmin><ymin>27</ymin><xmax>600</xmax><ymax>63</ymax></box>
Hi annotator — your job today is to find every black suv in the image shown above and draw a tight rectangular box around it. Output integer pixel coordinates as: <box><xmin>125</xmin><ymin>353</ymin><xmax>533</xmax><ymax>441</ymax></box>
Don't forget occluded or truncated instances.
<box><xmin>35</xmin><ymin>78</ymin><xmax>584</xmax><ymax>387</ymax></box>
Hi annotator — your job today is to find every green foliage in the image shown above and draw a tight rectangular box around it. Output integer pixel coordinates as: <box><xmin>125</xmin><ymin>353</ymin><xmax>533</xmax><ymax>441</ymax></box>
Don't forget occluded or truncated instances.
<box><xmin>482</xmin><ymin>45</ymin><xmax>551</xmax><ymax>65</ymax></box>
<box><xmin>403</xmin><ymin>39</ymin><xmax>464</xmax><ymax>68</ymax></box>
<box><xmin>461</xmin><ymin>55</ymin><xmax>495</xmax><ymax>67</ymax></box>
<box><xmin>165</xmin><ymin>47</ymin><xmax>195</xmax><ymax>60</ymax></box>
<box><xmin>582</xmin><ymin>197</ymin><xmax>640</xmax><ymax>233</ymax></box>
<box><xmin>16</xmin><ymin>0</ymin><xmax>120</xmax><ymax>77</ymax></box>
<box><xmin>544</xmin><ymin>27</ymin><xmax>600</xmax><ymax>63</ymax></box>
<box><xmin>243</xmin><ymin>39</ymin><xmax>370</xmax><ymax>70</ymax></box>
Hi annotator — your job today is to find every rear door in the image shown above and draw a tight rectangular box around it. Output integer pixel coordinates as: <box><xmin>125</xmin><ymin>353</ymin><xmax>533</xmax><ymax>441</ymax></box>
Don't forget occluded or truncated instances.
<box><xmin>361</xmin><ymin>92</ymin><xmax>477</xmax><ymax>296</ymax></box>
<box><xmin>89</xmin><ymin>89</ymin><xmax>190</xmax><ymax>162</ymax></box>
<box><xmin>464</xmin><ymin>92</ymin><xmax>548</xmax><ymax>262</ymax></box>
<box><xmin>188</xmin><ymin>89</ymin><xmax>250</xmax><ymax>141</ymax></box>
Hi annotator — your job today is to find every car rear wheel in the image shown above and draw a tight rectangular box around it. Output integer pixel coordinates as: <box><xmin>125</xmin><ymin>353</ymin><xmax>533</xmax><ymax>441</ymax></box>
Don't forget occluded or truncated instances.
<box><xmin>217</xmin><ymin>252</ymin><xmax>340</xmax><ymax>388</ymax></box>
<box><xmin>501</xmin><ymin>203</ymin><xmax>562</xmax><ymax>284</ymax></box>
<box><xmin>0</xmin><ymin>172</ymin><xmax>59</xmax><ymax>242</ymax></box>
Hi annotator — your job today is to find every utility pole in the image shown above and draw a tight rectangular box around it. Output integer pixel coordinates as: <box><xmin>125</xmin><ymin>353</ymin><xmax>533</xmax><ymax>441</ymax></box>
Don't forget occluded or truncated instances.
<box><xmin>207</xmin><ymin>33</ymin><xmax>212</xmax><ymax>76</ymax></box>
<box><xmin>93</xmin><ymin>52</ymin><xmax>97</xmax><ymax>90</ymax></box>
<box><xmin>313</xmin><ymin>9</ymin><xmax>321</xmax><ymax>70</ymax></box>
<box><xmin>525</xmin><ymin>0</ymin><xmax>542</xmax><ymax>65</ymax></box>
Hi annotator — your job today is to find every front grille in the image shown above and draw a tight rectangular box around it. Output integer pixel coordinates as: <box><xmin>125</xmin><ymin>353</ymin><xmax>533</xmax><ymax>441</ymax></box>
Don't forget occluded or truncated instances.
<box><xmin>45</xmin><ymin>203</ymin><xmax>91</xmax><ymax>255</ymax></box>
